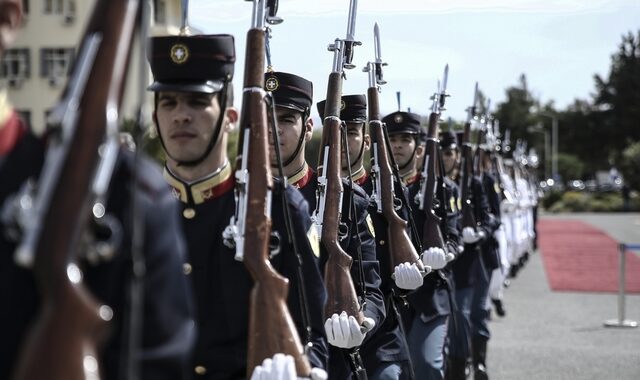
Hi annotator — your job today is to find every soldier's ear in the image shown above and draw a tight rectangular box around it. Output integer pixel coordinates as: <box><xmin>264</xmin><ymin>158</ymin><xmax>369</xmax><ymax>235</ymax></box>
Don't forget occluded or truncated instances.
<box><xmin>304</xmin><ymin>116</ymin><xmax>314</xmax><ymax>142</ymax></box>
<box><xmin>224</xmin><ymin>107</ymin><xmax>239</xmax><ymax>131</ymax></box>
<box><xmin>363</xmin><ymin>134</ymin><xmax>371</xmax><ymax>152</ymax></box>
<box><xmin>0</xmin><ymin>0</ymin><xmax>23</xmax><ymax>50</ymax></box>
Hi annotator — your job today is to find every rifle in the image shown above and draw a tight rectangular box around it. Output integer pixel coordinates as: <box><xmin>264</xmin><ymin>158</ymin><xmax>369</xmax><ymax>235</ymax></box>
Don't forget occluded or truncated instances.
<box><xmin>459</xmin><ymin>83</ymin><xmax>480</xmax><ymax>230</ymax></box>
<box><xmin>11</xmin><ymin>1</ymin><xmax>139</xmax><ymax>379</ymax></box>
<box><xmin>365</xmin><ymin>23</ymin><xmax>426</xmax><ymax>279</ymax></box>
<box><xmin>313</xmin><ymin>0</ymin><xmax>364</xmax><ymax>326</ymax></box>
<box><xmin>228</xmin><ymin>0</ymin><xmax>311</xmax><ymax>377</ymax></box>
<box><xmin>417</xmin><ymin>65</ymin><xmax>450</xmax><ymax>251</ymax></box>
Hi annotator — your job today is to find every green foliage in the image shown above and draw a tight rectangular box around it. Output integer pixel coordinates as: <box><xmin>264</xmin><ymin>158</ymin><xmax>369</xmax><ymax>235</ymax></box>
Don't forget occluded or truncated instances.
<box><xmin>305</xmin><ymin>130</ymin><xmax>323</xmax><ymax>169</ymax></box>
<box><xmin>619</xmin><ymin>141</ymin><xmax>640</xmax><ymax>191</ymax></box>
<box><xmin>542</xmin><ymin>189</ymin><xmax>563</xmax><ymax>209</ymax></box>
<box><xmin>557</xmin><ymin>153</ymin><xmax>585</xmax><ymax>182</ymax></box>
<box><xmin>544</xmin><ymin>190</ymin><xmax>625</xmax><ymax>212</ymax></box>
<box><xmin>120</xmin><ymin>119</ymin><xmax>165</xmax><ymax>164</ymax></box>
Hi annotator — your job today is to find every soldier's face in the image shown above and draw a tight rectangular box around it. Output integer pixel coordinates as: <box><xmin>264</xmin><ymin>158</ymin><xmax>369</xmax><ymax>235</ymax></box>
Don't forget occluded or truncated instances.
<box><xmin>343</xmin><ymin>122</ymin><xmax>368</xmax><ymax>169</ymax></box>
<box><xmin>268</xmin><ymin>106</ymin><xmax>308</xmax><ymax>165</ymax></box>
<box><xmin>389</xmin><ymin>133</ymin><xmax>417</xmax><ymax>168</ymax></box>
<box><xmin>442</xmin><ymin>148</ymin><xmax>460</xmax><ymax>175</ymax></box>
<box><xmin>156</xmin><ymin>91</ymin><xmax>224</xmax><ymax>162</ymax></box>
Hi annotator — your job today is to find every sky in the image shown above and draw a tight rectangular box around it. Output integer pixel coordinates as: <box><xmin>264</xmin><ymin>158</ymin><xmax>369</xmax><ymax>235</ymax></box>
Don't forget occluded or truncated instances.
<box><xmin>188</xmin><ymin>0</ymin><xmax>640</xmax><ymax>123</ymax></box>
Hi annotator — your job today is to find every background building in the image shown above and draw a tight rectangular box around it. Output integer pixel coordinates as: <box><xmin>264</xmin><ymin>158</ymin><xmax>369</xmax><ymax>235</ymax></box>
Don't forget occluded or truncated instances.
<box><xmin>1</xmin><ymin>0</ymin><xmax>184</xmax><ymax>135</ymax></box>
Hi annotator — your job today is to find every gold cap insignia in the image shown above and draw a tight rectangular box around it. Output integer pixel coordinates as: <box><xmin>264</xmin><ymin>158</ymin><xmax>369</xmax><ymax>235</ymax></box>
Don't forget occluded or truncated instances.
<box><xmin>170</xmin><ymin>44</ymin><xmax>189</xmax><ymax>64</ymax></box>
<box><xmin>394</xmin><ymin>114</ymin><xmax>403</xmax><ymax>123</ymax></box>
<box><xmin>265</xmin><ymin>77</ymin><xmax>279</xmax><ymax>92</ymax></box>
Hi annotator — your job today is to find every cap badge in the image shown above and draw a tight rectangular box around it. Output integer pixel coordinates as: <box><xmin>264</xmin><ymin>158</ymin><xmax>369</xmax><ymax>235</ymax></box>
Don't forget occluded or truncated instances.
<box><xmin>265</xmin><ymin>77</ymin><xmax>279</xmax><ymax>92</ymax></box>
<box><xmin>340</xmin><ymin>100</ymin><xmax>346</xmax><ymax>110</ymax></box>
<box><xmin>170</xmin><ymin>44</ymin><xmax>189</xmax><ymax>65</ymax></box>
<box><xmin>394</xmin><ymin>114</ymin><xmax>403</xmax><ymax>123</ymax></box>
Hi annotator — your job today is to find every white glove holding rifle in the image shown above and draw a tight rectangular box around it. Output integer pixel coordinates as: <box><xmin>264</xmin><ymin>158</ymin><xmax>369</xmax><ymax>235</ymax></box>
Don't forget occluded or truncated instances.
<box><xmin>393</xmin><ymin>262</ymin><xmax>426</xmax><ymax>290</ymax></box>
<box><xmin>325</xmin><ymin>311</ymin><xmax>375</xmax><ymax>349</ymax></box>
<box><xmin>250</xmin><ymin>353</ymin><xmax>328</xmax><ymax>380</ymax></box>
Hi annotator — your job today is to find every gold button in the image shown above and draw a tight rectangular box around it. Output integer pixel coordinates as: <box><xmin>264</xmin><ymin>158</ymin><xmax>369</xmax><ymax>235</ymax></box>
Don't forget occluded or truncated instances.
<box><xmin>183</xmin><ymin>263</ymin><xmax>192</xmax><ymax>275</ymax></box>
<box><xmin>379</xmin><ymin>240</ymin><xmax>385</xmax><ymax>245</ymax></box>
<box><xmin>194</xmin><ymin>365</ymin><xmax>207</xmax><ymax>375</ymax></box>
<box><xmin>183</xmin><ymin>208</ymin><xmax>196</xmax><ymax>219</ymax></box>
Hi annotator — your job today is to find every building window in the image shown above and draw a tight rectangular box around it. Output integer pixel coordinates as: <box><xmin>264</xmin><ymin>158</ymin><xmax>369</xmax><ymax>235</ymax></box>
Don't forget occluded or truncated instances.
<box><xmin>1</xmin><ymin>48</ymin><xmax>30</xmax><ymax>87</ymax></box>
<box><xmin>44</xmin><ymin>0</ymin><xmax>64</xmax><ymax>14</ymax></box>
<box><xmin>154</xmin><ymin>0</ymin><xmax>166</xmax><ymax>24</ymax></box>
<box><xmin>17</xmin><ymin>110</ymin><xmax>31</xmax><ymax>126</ymax></box>
<box><xmin>40</xmin><ymin>48</ymin><xmax>74</xmax><ymax>85</ymax></box>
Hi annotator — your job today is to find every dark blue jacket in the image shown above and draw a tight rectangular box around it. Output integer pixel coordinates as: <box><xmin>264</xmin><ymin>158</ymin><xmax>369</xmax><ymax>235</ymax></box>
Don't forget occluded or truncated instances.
<box><xmin>166</xmin><ymin>169</ymin><xmax>328</xmax><ymax>379</ymax></box>
<box><xmin>299</xmin><ymin>171</ymin><xmax>385</xmax><ymax>380</ymax></box>
<box><xmin>1</xmin><ymin>130</ymin><xmax>195</xmax><ymax>380</ymax></box>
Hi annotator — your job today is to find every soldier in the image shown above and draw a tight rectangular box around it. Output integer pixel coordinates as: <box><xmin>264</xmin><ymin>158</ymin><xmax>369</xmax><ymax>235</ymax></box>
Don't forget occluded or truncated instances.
<box><xmin>470</xmin><ymin>141</ymin><xmax>503</xmax><ymax>380</ymax></box>
<box><xmin>382</xmin><ymin>111</ymin><xmax>425</xmax><ymax>186</ymax></box>
<box><xmin>148</xmin><ymin>39</ymin><xmax>328</xmax><ymax>379</ymax></box>
<box><xmin>0</xmin><ymin>1</ymin><xmax>195</xmax><ymax>379</ymax></box>
<box><xmin>264</xmin><ymin>71</ymin><xmax>386</xmax><ymax>379</ymax></box>
<box><xmin>318</xmin><ymin>95</ymin><xmax>428</xmax><ymax>378</ymax></box>
<box><xmin>440</xmin><ymin>130</ymin><xmax>498</xmax><ymax>380</ymax></box>
<box><xmin>381</xmin><ymin>113</ymin><xmax>461</xmax><ymax>380</ymax></box>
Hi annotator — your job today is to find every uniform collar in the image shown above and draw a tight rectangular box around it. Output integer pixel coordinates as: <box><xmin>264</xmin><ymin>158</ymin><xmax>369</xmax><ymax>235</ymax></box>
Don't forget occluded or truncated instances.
<box><xmin>288</xmin><ymin>163</ymin><xmax>314</xmax><ymax>189</ymax></box>
<box><xmin>163</xmin><ymin>161</ymin><xmax>234</xmax><ymax>205</ymax></box>
<box><xmin>401</xmin><ymin>169</ymin><xmax>420</xmax><ymax>186</ymax></box>
<box><xmin>351</xmin><ymin>166</ymin><xmax>368</xmax><ymax>186</ymax></box>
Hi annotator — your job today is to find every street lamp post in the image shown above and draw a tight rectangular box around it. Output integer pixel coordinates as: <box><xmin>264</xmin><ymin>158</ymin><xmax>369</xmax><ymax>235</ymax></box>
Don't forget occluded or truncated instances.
<box><xmin>540</xmin><ymin>113</ymin><xmax>558</xmax><ymax>181</ymax></box>
<box><xmin>528</xmin><ymin>123</ymin><xmax>550</xmax><ymax>179</ymax></box>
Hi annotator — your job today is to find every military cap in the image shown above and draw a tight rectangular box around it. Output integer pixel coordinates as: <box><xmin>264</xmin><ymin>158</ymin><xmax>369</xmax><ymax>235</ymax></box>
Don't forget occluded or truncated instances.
<box><xmin>382</xmin><ymin>111</ymin><xmax>422</xmax><ymax>135</ymax></box>
<box><xmin>316</xmin><ymin>94</ymin><xmax>367</xmax><ymax>123</ymax></box>
<box><xmin>264</xmin><ymin>71</ymin><xmax>313</xmax><ymax>112</ymax></box>
<box><xmin>147</xmin><ymin>34</ymin><xmax>235</xmax><ymax>93</ymax></box>
<box><xmin>439</xmin><ymin>130</ymin><xmax>459</xmax><ymax>150</ymax></box>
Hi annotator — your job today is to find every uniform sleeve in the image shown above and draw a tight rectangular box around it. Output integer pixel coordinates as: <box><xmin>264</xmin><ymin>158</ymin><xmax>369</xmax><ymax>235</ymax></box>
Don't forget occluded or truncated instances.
<box><xmin>472</xmin><ymin>176</ymin><xmax>499</xmax><ymax>242</ymax></box>
<box><xmin>138</xmin><ymin>181</ymin><xmax>196</xmax><ymax>380</ymax></box>
<box><xmin>483</xmin><ymin>175</ymin><xmax>502</xmax><ymax>222</ymax></box>
<box><xmin>348</xmin><ymin>194</ymin><xmax>386</xmax><ymax>339</ymax></box>
<box><xmin>282</xmin><ymin>189</ymin><xmax>329</xmax><ymax>371</ymax></box>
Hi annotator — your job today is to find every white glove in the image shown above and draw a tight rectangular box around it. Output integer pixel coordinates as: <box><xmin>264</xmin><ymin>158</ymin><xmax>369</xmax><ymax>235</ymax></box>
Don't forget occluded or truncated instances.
<box><xmin>393</xmin><ymin>262</ymin><xmax>425</xmax><ymax>290</ymax></box>
<box><xmin>324</xmin><ymin>312</ymin><xmax>375</xmax><ymax>349</ymax></box>
<box><xmin>462</xmin><ymin>227</ymin><xmax>485</xmax><ymax>244</ymax></box>
<box><xmin>420</xmin><ymin>247</ymin><xmax>447</xmax><ymax>269</ymax></box>
<box><xmin>250</xmin><ymin>354</ymin><xmax>328</xmax><ymax>380</ymax></box>
<box><xmin>250</xmin><ymin>353</ymin><xmax>295</xmax><ymax>380</ymax></box>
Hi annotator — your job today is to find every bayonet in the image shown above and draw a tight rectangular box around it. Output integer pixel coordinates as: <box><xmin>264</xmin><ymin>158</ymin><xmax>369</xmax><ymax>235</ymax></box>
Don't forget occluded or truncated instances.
<box><xmin>466</xmin><ymin>82</ymin><xmax>479</xmax><ymax>123</ymax></box>
<box><xmin>180</xmin><ymin>0</ymin><xmax>190</xmax><ymax>35</ymax></box>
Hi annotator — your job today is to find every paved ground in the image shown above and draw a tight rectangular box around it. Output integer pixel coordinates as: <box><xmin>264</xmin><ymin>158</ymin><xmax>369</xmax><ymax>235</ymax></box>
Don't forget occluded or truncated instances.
<box><xmin>487</xmin><ymin>212</ymin><xmax>640</xmax><ymax>380</ymax></box>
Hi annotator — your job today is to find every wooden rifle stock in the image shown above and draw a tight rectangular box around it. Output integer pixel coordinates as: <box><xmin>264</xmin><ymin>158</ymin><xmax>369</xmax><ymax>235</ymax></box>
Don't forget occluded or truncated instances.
<box><xmin>11</xmin><ymin>1</ymin><xmax>139</xmax><ymax>379</ymax></box>
<box><xmin>239</xmin><ymin>29</ymin><xmax>311</xmax><ymax>377</ymax></box>
<box><xmin>421</xmin><ymin>112</ymin><xmax>446</xmax><ymax>249</ymax></box>
<box><xmin>460</xmin><ymin>122</ymin><xmax>476</xmax><ymax>230</ymax></box>
<box><xmin>320</xmin><ymin>72</ymin><xmax>364</xmax><ymax>324</ymax></box>
<box><xmin>367</xmin><ymin>87</ymin><xmax>424</xmax><ymax>271</ymax></box>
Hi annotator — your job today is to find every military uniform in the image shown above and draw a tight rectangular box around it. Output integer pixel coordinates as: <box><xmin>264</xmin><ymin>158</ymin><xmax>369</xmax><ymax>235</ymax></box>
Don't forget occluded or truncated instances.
<box><xmin>148</xmin><ymin>38</ymin><xmax>328</xmax><ymax>379</ymax></box>
<box><xmin>163</xmin><ymin>167</ymin><xmax>327</xmax><ymax>378</ymax></box>
<box><xmin>380</xmin><ymin>112</ymin><xmax>461</xmax><ymax>380</ymax></box>
<box><xmin>0</xmin><ymin>110</ymin><xmax>195</xmax><ymax>379</ymax></box>
<box><xmin>266</xmin><ymin>73</ymin><xmax>384</xmax><ymax>379</ymax></box>
<box><xmin>327</xmin><ymin>95</ymin><xmax>415</xmax><ymax>378</ymax></box>
<box><xmin>442</xmin><ymin>131</ymin><xmax>499</xmax><ymax>380</ymax></box>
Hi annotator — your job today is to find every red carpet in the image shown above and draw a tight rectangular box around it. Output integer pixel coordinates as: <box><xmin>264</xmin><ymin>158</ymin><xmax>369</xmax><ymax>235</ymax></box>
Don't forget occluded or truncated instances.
<box><xmin>538</xmin><ymin>219</ymin><xmax>640</xmax><ymax>293</ymax></box>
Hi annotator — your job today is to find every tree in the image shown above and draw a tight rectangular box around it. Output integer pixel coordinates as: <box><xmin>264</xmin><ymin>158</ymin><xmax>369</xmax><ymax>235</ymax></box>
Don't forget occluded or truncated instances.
<box><xmin>619</xmin><ymin>141</ymin><xmax>640</xmax><ymax>191</ymax></box>
<box><xmin>494</xmin><ymin>74</ymin><xmax>538</xmax><ymax>153</ymax></box>
<box><xmin>593</xmin><ymin>30</ymin><xmax>640</xmax><ymax>159</ymax></box>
